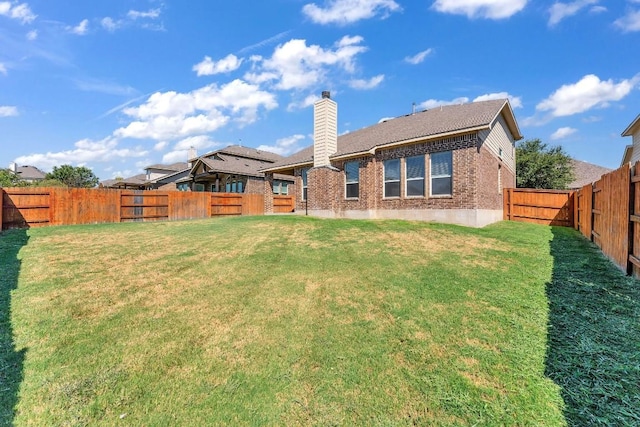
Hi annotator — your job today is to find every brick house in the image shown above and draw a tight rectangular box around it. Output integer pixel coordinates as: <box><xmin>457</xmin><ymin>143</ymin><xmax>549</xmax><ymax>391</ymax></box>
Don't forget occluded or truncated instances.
<box><xmin>178</xmin><ymin>145</ymin><xmax>295</xmax><ymax>198</ymax></box>
<box><xmin>262</xmin><ymin>92</ymin><xmax>522</xmax><ymax>227</ymax></box>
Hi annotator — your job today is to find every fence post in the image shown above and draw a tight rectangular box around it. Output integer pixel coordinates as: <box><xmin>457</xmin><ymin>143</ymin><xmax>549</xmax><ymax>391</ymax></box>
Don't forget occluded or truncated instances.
<box><xmin>117</xmin><ymin>189</ymin><xmax>122</xmax><ymax>223</ymax></box>
<box><xmin>0</xmin><ymin>187</ymin><xmax>4</xmax><ymax>231</ymax></box>
<box><xmin>628</xmin><ymin>163</ymin><xmax>636</xmax><ymax>275</ymax></box>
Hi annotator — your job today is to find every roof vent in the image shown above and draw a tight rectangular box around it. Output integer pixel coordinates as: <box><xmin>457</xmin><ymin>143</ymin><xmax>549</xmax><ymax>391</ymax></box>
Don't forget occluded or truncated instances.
<box><xmin>321</xmin><ymin>91</ymin><xmax>331</xmax><ymax>99</ymax></box>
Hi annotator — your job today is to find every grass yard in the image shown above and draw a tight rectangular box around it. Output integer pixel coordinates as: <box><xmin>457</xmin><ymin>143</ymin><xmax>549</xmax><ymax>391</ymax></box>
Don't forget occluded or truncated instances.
<box><xmin>0</xmin><ymin>216</ymin><xmax>638</xmax><ymax>425</ymax></box>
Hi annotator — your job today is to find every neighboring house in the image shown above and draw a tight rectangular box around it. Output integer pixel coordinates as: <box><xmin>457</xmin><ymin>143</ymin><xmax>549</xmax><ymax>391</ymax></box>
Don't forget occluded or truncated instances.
<box><xmin>621</xmin><ymin>113</ymin><xmax>640</xmax><ymax>165</ymax></box>
<box><xmin>177</xmin><ymin>145</ymin><xmax>294</xmax><ymax>195</ymax></box>
<box><xmin>8</xmin><ymin>163</ymin><xmax>46</xmax><ymax>183</ymax></box>
<box><xmin>568</xmin><ymin>159</ymin><xmax>612</xmax><ymax>190</ymax></box>
<box><xmin>101</xmin><ymin>162</ymin><xmax>190</xmax><ymax>190</ymax></box>
<box><xmin>262</xmin><ymin>93</ymin><xmax>522</xmax><ymax>227</ymax></box>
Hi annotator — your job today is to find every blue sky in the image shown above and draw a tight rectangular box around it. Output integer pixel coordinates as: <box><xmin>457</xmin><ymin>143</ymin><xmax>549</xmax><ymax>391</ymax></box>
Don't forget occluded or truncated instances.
<box><xmin>1</xmin><ymin>0</ymin><xmax>639</xmax><ymax>181</ymax></box>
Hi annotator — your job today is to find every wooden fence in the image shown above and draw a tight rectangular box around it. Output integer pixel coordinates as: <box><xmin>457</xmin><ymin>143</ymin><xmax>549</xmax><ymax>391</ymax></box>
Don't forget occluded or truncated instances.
<box><xmin>503</xmin><ymin>188</ymin><xmax>575</xmax><ymax>227</ymax></box>
<box><xmin>0</xmin><ymin>188</ymin><xmax>270</xmax><ymax>230</ymax></box>
<box><xmin>507</xmin><ymin>161</ymin><xmax>640</xmax><ymax>277</ymax></box>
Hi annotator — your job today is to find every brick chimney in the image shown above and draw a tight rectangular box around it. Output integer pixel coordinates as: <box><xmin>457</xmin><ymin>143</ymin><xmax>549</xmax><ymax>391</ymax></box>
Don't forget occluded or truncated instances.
<box><xmin>187</xmin><ymin>146</ymin><xmax>197</xmax><ymax>168</ymax></box>
<box><xmin>313</xmin><ymin>91</ymin><xmax>337</xmax><ymax>168</ymax></box>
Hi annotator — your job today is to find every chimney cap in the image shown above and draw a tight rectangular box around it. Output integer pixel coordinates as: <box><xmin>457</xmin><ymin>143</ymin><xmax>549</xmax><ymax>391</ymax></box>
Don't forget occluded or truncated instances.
<box><xmin>321</xmin><ymin>91</ymin><xmax>330</xmax><ymax>99</ymax></box>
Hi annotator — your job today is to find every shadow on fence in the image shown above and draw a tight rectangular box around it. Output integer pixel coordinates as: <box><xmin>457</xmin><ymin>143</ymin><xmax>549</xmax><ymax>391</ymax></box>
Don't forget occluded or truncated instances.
<box><xmin>0</xmin><ymin>229</ymin><xmax>28</xmax><ymax>425</ymax></box>
<box><xmin>545</xmin><ymin>226</ymin><xmax>640</xmax><ymax>425</ymax></box>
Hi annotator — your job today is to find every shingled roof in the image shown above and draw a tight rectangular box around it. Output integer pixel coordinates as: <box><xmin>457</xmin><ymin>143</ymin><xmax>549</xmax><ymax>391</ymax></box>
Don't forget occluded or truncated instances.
<box><xmin>568</xmin><ymin>159</ymin><xmax>613</xmax><ymax>189</ymax></box>
<box><xmin>264</xmin><ymin>99</ymin><xmax>521</xmax><ymax>171</ymax></box>
<box><xmin>145</xmin><ymin>162</ymin><xmax>188</xmax><ymax>172</ymax></box>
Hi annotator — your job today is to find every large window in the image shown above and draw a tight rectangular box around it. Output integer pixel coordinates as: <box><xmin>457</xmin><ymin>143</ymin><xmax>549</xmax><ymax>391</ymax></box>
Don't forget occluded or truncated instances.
<box><xmin>225</xmin><ymin>177</ymin><xmax>244</xmax><ymax>193</ymax></box>
<box><xmin>273</xmin><ymin>180</ymin><xmax>289</xmax><ymax>195</ymax></box>
<box><xmin>384</xmin><ymin>159</ymin><xmax>401</xmax><ymax>198</ymax></box>
<box><xmin>430</xmin><ymin>151</ymin><xmax>452</xmax><ymax>196</ymax></box>
<box><xmin>301</xmin><ymin>168</ymin><xmax>309</xmax><ymax>200</ymax></box>
<box><xmin>405</xmin><ymin>155</ymin><xmax>425</xmax><ymax>197</ymax></box>
<box><xmin>345</xmin><ymin>161</ymin><xmax>359</xmax><ymax>198</ymax></box>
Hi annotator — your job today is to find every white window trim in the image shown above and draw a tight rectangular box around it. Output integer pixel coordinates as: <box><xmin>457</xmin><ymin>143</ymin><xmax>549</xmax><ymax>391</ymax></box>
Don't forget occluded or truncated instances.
<box><xmin>345</xmin><ymin>161</ymin><xmax>359</xmax><ymax>199</ymax></box>
<box><xmin>383</xmin><ymin>158</ymin><xmax>401</xmax><ymax>199</ymax></box>
<box><xmin>429</xmin><ymin>151</ymin><xmax>453</xmax><ymax>197</ymax></box>
<box><xmin>301</xmin><ymin>168</ymin><xmax>309</xmax><ymax>201</ymax></box>
<box><xmin>405</xmin><ymin>155</ymin><xmax>425</xmax><ymax>198</ymax></box>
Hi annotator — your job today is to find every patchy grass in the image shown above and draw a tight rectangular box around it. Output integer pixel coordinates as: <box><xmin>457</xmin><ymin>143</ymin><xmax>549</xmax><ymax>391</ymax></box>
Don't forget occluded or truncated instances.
<box><xmin>545</xmin><ymin>227</ymin><xmax>640</xmax><ymax>426</ymax></box>
<box><xmin>0</xmin><ymin>215</ymin><xmax>625</xmax><ymax>425</ymax></box>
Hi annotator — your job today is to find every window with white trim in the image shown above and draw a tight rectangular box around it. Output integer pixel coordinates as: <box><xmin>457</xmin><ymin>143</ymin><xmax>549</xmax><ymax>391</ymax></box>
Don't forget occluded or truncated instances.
<box><xmin>384</xmin><ymin>158</ymin><xmax>400</xmax><ymax>198</ymax></box>
<box><xmin>405</xmin><ymin>155</ymin><xmax>425</xmax><ymax>197</ymax></box>
<box><xmin>301</xmin><ymin>168</ymin><xmax>309</xmax><ymax>200</ymax></box>
<box><xmin>345</xmin><ymin>161</ymin><xmax>359</xmax><ymax>198</ymax></box>
<box><xmin>430</xmin><ymin>151</ymin><xmax>452</xmax><ymax>196</ymax></box>
<box><xmin>272</xmin><ymin>180</ymin><xmax>289</xmax><ymax>195</ymax></box>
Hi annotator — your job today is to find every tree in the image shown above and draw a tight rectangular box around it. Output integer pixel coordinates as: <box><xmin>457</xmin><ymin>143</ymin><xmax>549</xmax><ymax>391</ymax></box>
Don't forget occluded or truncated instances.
<box><xmin>516</xmin><ymin>139</ymin><xmax>574</xmax><ymax>189</ymax></box>
<box><xmin>0</xmin><ymin>169</ymin><xmax>26</xmax><ymax>187</ymax></box>
<box><xmin>45</xmin><ymin>165</ymin><xmax>99</xmax><ymax>188</ymax></box>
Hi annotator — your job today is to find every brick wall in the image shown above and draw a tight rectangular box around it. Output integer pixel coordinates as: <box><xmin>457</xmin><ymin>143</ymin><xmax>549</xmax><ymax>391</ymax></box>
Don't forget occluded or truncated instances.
<box><xmin>476</xmin><ymin>144</ymin><xmax>514</xmax><ymax>210</ymax></box>
<box><xmin>245</xmin><ymin>177</ymin><xmax>265</xmax><ymax>194</ymax></box>
<box><xmin>286</xmin><ymin>132</ymin><xmax>509</xmax><ymax>218</ymax></box>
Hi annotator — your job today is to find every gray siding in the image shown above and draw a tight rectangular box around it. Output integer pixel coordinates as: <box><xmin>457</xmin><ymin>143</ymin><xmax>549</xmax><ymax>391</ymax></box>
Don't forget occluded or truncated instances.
<box><xmin>631</xmin><ymin>130</ymin><xmax>640</xmax><ymax>165</ymax></box>
<box><xmin>478</xmin><ymin>114</ymin><xmax>516</xmax><ymax>173</ymax></box>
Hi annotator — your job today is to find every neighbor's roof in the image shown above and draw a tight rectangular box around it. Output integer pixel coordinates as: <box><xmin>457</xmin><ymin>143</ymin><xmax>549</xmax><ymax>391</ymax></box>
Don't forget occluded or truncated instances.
<box><xmin>145</xmin><ymin>162</ymin><xmax>188</xmax><ymax>172</ymax></box>
<box><xmin>108</xmin><ymin>174</ymin><xmax>147</xmax><ymax>188</ymax></box>
<box><xmin>16</xmin><ymin>165</ymin><xmax>46</xmax><ymax>180</ymax></box>
<box><xmin>198</xmin><ymin>145</ymin><xmax>283</xmax><ymax>163</ymax></box>
<box><xmin>622</xmin><ymin>113</ymin><xmax>640</xmax><ymax>137</ymax></box>
<box><xmin>264</xmin><ymin>99</ymin><xmax>521</xmax><ymax>171</ymax></box>
<box><xmin>196</xmin><ymin>153</ymin><xmax>278</xmax><ymax>178</ymax></box>
<box><xmin>568</xmin><ymin>159</ymin><xmax>613</xmax><ymax>189</ymax></box>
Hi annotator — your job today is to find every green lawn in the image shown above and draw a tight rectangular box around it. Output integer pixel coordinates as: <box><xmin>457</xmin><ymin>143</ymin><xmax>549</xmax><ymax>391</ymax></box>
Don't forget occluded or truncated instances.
<box><xmin>0</xmin><ymin>216</ymin><xmax>637</xmax><ymax>425</ymax></box>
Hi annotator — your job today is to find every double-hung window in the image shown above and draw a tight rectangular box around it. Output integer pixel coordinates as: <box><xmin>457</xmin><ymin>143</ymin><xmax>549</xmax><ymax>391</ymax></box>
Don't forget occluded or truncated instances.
<box><xmin>345</xmin><ymin>161</ymin><xmax>359</xmax><ymax>198</ymax></box>
<box><xmin>273</xmin><ymin>180</ymin><xmax>288</xmax><ymax>195</ymax></box>
<box><xmin>384</xmin><ymin>159</ymin><xmax>401</xmax><ymax>198</ymax></box>
<box><xmin>301</xmin><ymin>168</ymin><xmax>309</xmax><ymax>200</ymax></box>
<box><xmin>430</xmin><ymin>151</ymin><xmax>452</xmax><ymax>196</ymax></box>
<box><xmin>405</xmin><ymin>155</ymin><xmax>425</xmax><ymax>197</ymax></box>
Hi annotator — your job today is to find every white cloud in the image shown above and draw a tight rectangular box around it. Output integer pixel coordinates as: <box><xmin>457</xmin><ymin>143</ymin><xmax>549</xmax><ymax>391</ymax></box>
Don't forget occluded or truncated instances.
<box><xmin>154</xmin><ymin>141</ymin><xmax>169</xmax><ymax>151</ymax></box>
<box><xmin>302</xmin><ymin>0</ymin><xmax>401</xmax><ymax>25</ymax></box>
<box><xmin>404</xmin><ymin>49</ymin><xmax>433</xmax><ymax>65</ymax></box>
<box><xmin>615</xmin><ymin>9</ymin><xmax>640</xmax><ymax>32</ymax></box>
<box><xmin>0</xmin><ymin>106</ymin><xmax>18</xmax><ymax>116</ymax></box>
<box><xmin>590</xmin><ymin>5</ymin><xmax>606</xmax><ymax>13</ymax></box>
<box><xmin>174</xmin><ymin>135</ymin><xmax>219</xmax><ymax>151</ymax></box>
<box><xmin>246</xmin><ymin>36</ymin><xmax>368</xmax><ymax>90</ymax></box>
<box><xmin>74</xmin><ymin>78</ymin><xmax>136</xmax><ymax>96</ymax></box>
<box><xmin>162</xmin><ymin>136</ymin><xmax>221</xmax><ymax>163</ymax></box>
<box><xmin>548</xmin><ymin>0</ymin><xmax>598</xmax><ymax>26</ymax></box>
<box><xmin>432</xmin><ymin>0</ymin><xmax>527</xmax><ymax>19</ymax></box>
<box><xmin>349</xmin><ymin>74</ymin><xmax>384</xmax><ymax>89</ymax></box>
<box><xmin>15</xmin><ymin>137</ymin><xmax>149</xmax><ymax>172</ymax></box>
<box><xmin>418</xmin><ymin>97</ymin><xmax>469</xmax><ymax>110</ymax></box>
<box><xmin>0</xmin><ymin>63</ymin><xmax>7</xmax><ymax>76</ymax></box>
<box><xmin>473</xmin><ymin>92</ymin><xmax>523</xmax><ymax>108</ymax></box>
<box><xmin>0</xmin><ymin>1</ymin><xmax>36</xmax><ymax>24</ymax></box>
<box><xmin>68</xmin><ymin>19</ymin><xmax>89</xmax><ymax>35</ymax></box>
<box><xmin>536</xmin><ymin>74</ymin><xmax>640</xmax><ymax>117</ymax></box>
<box><xmin>101</xmin><ymin>17</ymin><xmax>120</xmax><ymax>32</ymax></box>
<box><xmin>127</xmin><ymin>9</ymin><xmax>161</xmax><ymax>20</ymax></box>
<box><xmin>257</xmin><ymin>134</ymin><xmax>306</xmax><ymax>156</ymax></box>
<box><xmin>115</xmin><ymin>79</ymin><xmax>277</xmax><ymax>141</ymax></box>
<box><xmin>550</xmin><ymin>126</ymin><xmax>577</xmax><ymax>140</ymax></box>
<box><xmin>26</xmin><ymin>29</ymin><xmax>37</xmax><ymax>40</ymax></box>
<box><xmin>193</xmin><ymin>54</ymin><xmax>243</xmax><ymax>76</ymax></box>
<box><xmin>287</xmin><ymin>93</ymin><xmax>320</xmax><ymax>111</ymax></box>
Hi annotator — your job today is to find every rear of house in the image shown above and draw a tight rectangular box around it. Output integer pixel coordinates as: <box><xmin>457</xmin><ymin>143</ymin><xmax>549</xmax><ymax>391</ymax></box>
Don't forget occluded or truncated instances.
<box><xmin>263</xmin><ymin>93</ymin><xmax>522</xmax><ymax>227</ymax></box>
